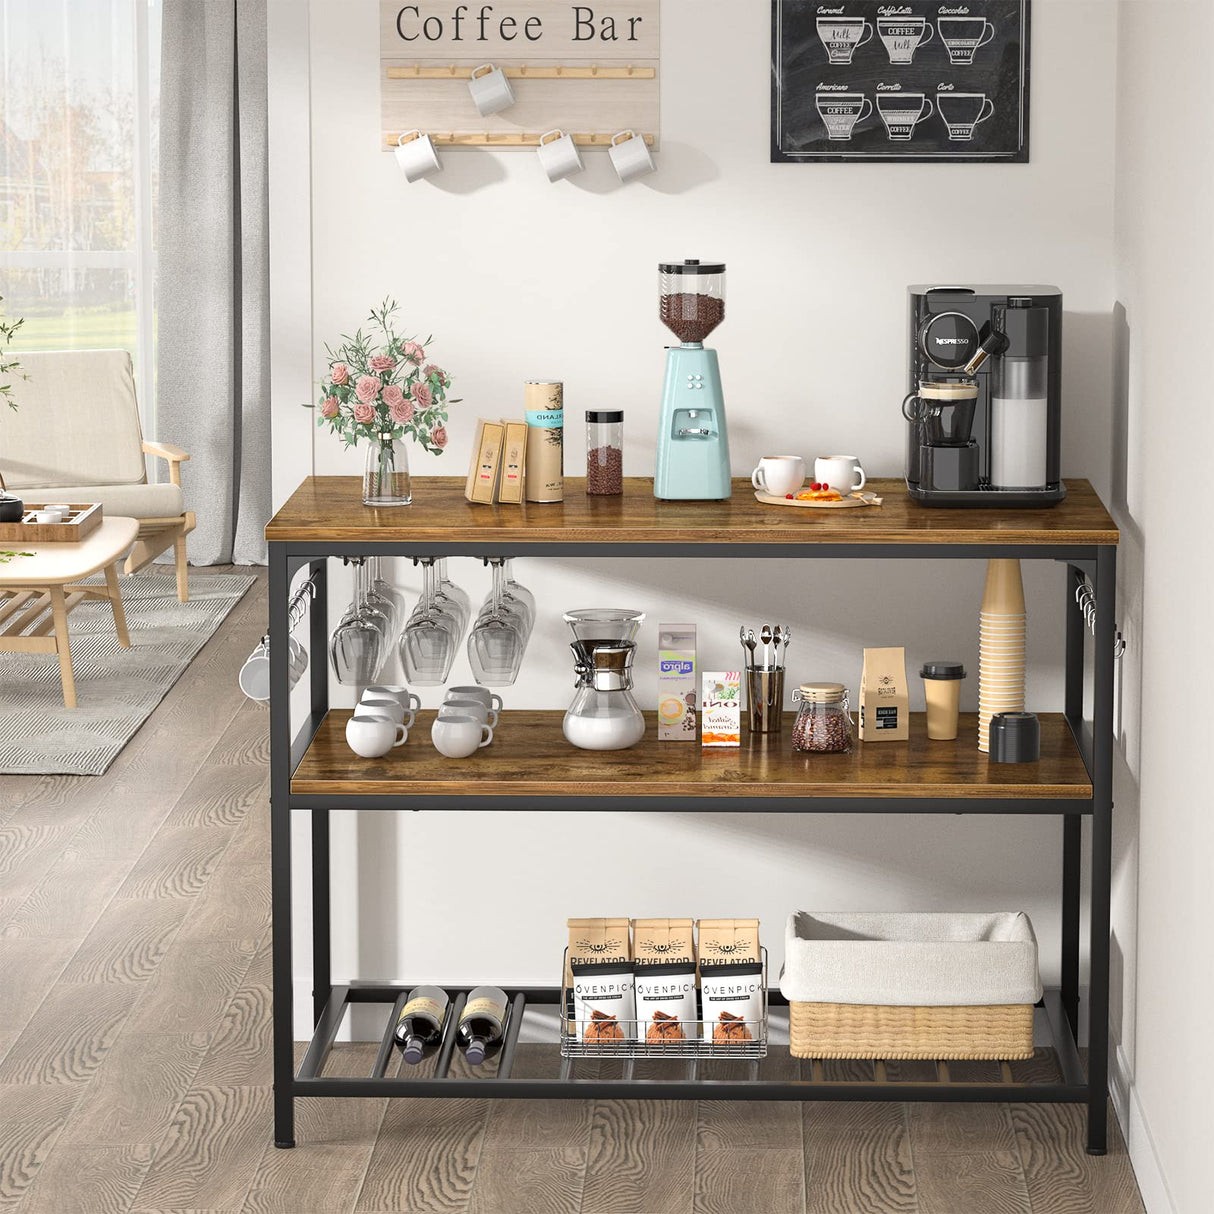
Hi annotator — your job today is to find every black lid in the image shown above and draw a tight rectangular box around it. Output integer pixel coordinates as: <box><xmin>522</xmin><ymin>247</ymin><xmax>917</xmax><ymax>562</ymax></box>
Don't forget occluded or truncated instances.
<box><xmin>586</xmin><ymin>410</ymin><xmax>624</xmax><ymax>423</ymax></box>
<box><xmin>989</xmin><ymin>712</ymin><xmax>1041</xmax><ymax>764</ymax></box>
<box><xmin>659</xmin><ymin>259</ymin><xmax>725</xmax><ymax>274</ymax></box>
<box><xmin>920</xmin><ymin>661</ymin><xmax>966</xmax><ymax>680</ymax></box>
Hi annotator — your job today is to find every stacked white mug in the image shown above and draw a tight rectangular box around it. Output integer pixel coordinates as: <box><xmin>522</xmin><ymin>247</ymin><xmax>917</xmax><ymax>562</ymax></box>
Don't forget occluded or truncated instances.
<box><xmin>345</xmin><ymin>685</ymin><xmax>420</xmax><ymax>758</ymax></box>
<box><xmin>432</xmin><ymin>686</ymin><xmax>501</xmax><ymax>757</ymax></box>
<box><xmin>978</xmin><ymin>559</ymin><xmax>1026</xmax><ymax>753</ymax></box>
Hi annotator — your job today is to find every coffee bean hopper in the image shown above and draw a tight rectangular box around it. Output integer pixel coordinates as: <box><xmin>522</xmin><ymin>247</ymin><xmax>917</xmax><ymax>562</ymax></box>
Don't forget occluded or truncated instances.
<box><xmin>655</xmin><ymin>260</ymin><xmax>732</xmax><ymax>500</ymax></box>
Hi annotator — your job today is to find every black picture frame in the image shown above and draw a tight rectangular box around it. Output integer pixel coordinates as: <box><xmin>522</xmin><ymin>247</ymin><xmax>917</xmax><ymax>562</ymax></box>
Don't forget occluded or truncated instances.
<box><xmin>771</xmin><ymin>1</ymin><xmax>1031</xmax><ymax>163</ymax></box>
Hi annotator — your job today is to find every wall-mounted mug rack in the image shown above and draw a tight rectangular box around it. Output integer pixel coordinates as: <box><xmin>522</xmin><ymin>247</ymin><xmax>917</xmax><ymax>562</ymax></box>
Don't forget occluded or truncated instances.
<box><xmin>387</xmin><ymin>130</ymin><xmax>655</xmax><ymax>149</ymax></box>
<box><xmin>387</xmin><ymin>63</ymin><xmax>656</xmax><ymax>80</ymax></box>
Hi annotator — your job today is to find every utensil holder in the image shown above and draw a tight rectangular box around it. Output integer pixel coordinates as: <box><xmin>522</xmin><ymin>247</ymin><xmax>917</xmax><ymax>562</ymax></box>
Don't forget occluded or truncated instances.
<box><xmin>746</xmin><ymin>667</ymin><xmax>785</xmax><ymax>733</ymax></box>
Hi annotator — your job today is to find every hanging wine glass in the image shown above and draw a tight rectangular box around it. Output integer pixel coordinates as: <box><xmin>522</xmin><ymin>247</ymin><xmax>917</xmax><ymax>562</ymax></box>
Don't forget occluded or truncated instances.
<box><xmin>399</xmin><ymin>560</ymin><xmax>459</xmax><ymax>685</ymax></box>
<box><xmin>435</xmin><ymin>558</ymin><xmax>471</xmax><ymax>639</ymax></box>
<box><xmin>369</xmin><ymin>557</ymin><xmax>406</xmax><ymax>636</ymax></box>
<box><xmin>330</xmin><ymin>559</ymin><xmax>384</xmax><ymax>685</ymax></box>
<box><xmin>467</xmin><ymin>560</ymin><xmax>527</xmax><ymax>686</ymax></box>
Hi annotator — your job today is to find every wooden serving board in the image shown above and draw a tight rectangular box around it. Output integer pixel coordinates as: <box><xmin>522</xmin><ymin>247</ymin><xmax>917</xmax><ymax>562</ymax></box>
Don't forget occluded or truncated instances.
<box><xmin>0</xmin><ymin>502</ymin><xmax>103</xmax><ymax>543</ymax></box>
<box><xmin>754</xmin><ymin>491</ymin><xmax>882</xmax><ymax>510</ymax></box>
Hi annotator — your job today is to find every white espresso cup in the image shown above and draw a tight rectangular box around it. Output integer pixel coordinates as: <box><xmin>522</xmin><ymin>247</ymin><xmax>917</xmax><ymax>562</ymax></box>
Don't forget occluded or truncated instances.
<box><xmin>360</xmin><ymin>696</ymin><xmax>417</xmax><ymax>729</ymax></box>
<box><xmin>609</xmin><ymin>130</ymin><xmax>655</xmax><ymax>182</ymax></box>
<box><xmin>468</xmin><ymin>63</ymin><xmax>515</xmax><ymax>116</ymax></box>
<box><xmin>751</xmin><ymin>456</ymin><xmax>806</xmax><ymax>497</ymax></box>
<box><xmin>446</xmin><ymin>686</ymin><xmax>504</xmax><ymax>713</ymax></box>
<box><xmin>395</xmin><ymin>131</ymin><xmax>442</xmax><ymax>182</ymax></box>
<box><xmin>537</xmin><ymin>129</ymin><xmax>584</xmax><ymax>182</ymax></box>
<box><xmin>34</xmin><ymin>508</ymin><xmax>64</xmax><ymax>524</ymax></box>
<box><xmin>432</xmin><ymin>713</ymin><xmax>494</xmax><ymax>758</ymax></box>
<box><xmin>440</xmin><ymin>698</ymin><xmax>498</xmax><ymax>729</ymax></box>
<box><xmin>346</xmin><ymin>713</ymin><xmax>408</xmax><ymax>758</ymax></box>
<box><xmin>364</xmin><ymin>684</ymin><xmax>422</xmax><ymax>714</ymax></box>
<box><xmin>813</xmin><ymin>455</ymin><xmax>867</xmax><ymax>494</ymax></box>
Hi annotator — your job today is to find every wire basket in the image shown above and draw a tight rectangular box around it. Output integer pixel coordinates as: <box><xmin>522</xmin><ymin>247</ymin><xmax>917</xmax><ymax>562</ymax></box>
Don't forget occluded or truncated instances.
<box><xmin>559</xmin><ymin>948</ymin><xmax>769</xmax><ymax>1059</ymax></box>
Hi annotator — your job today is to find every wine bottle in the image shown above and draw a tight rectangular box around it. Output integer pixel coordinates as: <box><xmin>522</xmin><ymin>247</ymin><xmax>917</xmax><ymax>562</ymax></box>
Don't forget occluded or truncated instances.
<box><xmin>457</xmin><ymin>985</ymin><xmax>509</xmax><ymax>1064</ymax></box>
<box><xmin>393</xmin><ymin>985</ymin><xmax>450</xmax><ymax>1064</ymax></box>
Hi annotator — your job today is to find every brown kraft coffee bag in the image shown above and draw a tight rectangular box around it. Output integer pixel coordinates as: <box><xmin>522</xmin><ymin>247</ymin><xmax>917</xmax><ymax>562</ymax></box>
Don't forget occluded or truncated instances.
<box><xmin>696</xmin><ymin>919</ymin><xmax>763</xmax><ymax>1043</ymax></box>
<box><xmin>565</xmin><ymin>917</ymin><xmax>632</xmax><ymax>1036</ymax></box>
<box><xmin>633</xmin><ymin>918</ymin><xmax>698</xmax><ymax>1043</ymax></box>
<box><xmin>858</xmin><ymin>646</ymin><xmax>909</xmax><ymax>742</ymax></box>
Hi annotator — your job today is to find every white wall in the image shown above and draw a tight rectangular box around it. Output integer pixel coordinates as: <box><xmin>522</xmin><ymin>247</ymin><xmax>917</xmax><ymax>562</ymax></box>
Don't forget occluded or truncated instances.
<box><xmin>270</xmin><ymin>0</ymin><xmax>1126</xmax><ymax>1055</ymax></box>
<box><xmin>1107</xmin><ymin>3</ymin><xmax>1214</xmax><ymax>1211</ymax></box>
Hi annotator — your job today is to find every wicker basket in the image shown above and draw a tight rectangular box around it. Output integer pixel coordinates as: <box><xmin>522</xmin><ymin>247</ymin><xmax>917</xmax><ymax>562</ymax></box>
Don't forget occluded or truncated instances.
<box><xmin>789</xmin><ymin>1000</ymin><xmax>1034</xmax><ymax>1060</ymax></box>
<box><xmin>781</xmin><ymin>911</ymin><xmax>1042</xmax><ymax>1061</ymax></box>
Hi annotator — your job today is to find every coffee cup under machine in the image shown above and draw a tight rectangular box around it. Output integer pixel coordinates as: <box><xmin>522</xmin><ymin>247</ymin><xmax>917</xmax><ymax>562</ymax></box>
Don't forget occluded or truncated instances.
<box><xmin>904</xmin><ymin>285</ymin><xmax>1065</xmax><ymax>507</ymax></box>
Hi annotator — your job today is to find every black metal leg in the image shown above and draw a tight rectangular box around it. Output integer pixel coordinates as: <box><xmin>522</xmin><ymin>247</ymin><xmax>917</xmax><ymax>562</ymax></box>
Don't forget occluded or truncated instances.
<box><xmin>313</xmin><ymin>810</ymin><xmax>331</xmax><ymax>1027</ymax></box>
<box><xmin>1086</xmin><ymin>545</ymin><xmax>1116</xmax><ymax>1155</ymax></box>
<box><xmin>269</xmin><ymin>543</ymin><xmax>296</xmax><ymax>1149</ymax></box>
<box><xmin>309</xmin><ymin>558</ymin><xmax>328</xmax><ymax>721</ymax></box>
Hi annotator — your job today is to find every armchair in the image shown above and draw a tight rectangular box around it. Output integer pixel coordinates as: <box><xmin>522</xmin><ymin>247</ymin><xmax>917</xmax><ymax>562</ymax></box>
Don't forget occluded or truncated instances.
<box><xmin>0</xmin><ymin>349</ymin><xmax>197</xmax><ymax>601</ymax></box>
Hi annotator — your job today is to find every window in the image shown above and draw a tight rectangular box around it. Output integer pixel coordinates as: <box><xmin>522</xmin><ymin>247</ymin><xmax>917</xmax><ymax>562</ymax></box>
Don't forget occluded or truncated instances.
<box><xmin>0</xmin><ymin>0</ymin><xmax>160</xmax><ymax>433</ymax></box>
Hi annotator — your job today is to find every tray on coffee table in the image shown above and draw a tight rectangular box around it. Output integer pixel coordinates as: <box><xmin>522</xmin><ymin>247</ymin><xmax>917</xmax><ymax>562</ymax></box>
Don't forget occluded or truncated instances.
<box><xmin>0</xmin><ymin>502</ymin><xmax>103</xmax><ymax>543</ymax></box>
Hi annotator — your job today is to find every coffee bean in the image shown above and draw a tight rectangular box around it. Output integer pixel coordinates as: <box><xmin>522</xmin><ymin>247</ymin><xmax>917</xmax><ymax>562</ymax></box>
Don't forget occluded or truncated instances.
<box><xmin>792</xmin><ymin>704</ymin><xmax>854</xmax><ymax>753</ymax></box>
<box><xmin>586</xmin><ymin>444</ymin><xmax>623</xmax><ymax>495</ymax></box>
<box><xmin>660</xmin><ymin>293</ymin><xmax>725</xmax><ymax>344</ymax></box>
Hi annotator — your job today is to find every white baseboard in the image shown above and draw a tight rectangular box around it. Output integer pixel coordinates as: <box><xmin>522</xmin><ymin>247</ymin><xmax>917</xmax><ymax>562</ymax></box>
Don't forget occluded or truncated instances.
<box><xmin>1109</xmin><ymin>1034</ymin><xmax>1177</xmax><ymax>1214</ymax></box>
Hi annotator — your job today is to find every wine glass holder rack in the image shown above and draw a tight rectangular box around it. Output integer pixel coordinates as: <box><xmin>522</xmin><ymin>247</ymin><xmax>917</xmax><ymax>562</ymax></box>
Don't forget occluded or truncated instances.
<box><xmin>265</xmin><ymin>476</ymin><xmax>1119</xmax><ymax>1155</ymax></box>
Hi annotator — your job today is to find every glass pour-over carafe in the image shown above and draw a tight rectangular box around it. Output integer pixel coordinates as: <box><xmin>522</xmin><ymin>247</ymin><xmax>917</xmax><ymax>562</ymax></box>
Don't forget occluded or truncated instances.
<box><xmin>563</xmin><ymin>609</ymin><xmax>646</xmax><ymax>751</ymax></box>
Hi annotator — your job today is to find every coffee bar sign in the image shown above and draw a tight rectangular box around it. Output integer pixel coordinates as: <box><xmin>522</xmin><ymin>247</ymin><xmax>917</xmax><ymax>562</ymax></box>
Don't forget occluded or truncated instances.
<box><xmin>380</xmin><ymin>2</ymin><xmax>660</xmax><ymax>150</ymax></box>
<box><xmin>771</xmin><ymin>0</ymin><xmax>1030</xmax><ymax>162</ymax></box>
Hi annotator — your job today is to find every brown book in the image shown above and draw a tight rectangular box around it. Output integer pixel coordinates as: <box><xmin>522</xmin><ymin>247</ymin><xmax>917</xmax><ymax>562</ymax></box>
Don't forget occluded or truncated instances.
<box><xmin>497</xmin><ymin>420</ymin><xmax>528</xmax><ymax>504</ymax></box>
<box><xmin>465</xmin><ymin>420</ymin><xmax>505</xmax><ymax>504</ymax></box>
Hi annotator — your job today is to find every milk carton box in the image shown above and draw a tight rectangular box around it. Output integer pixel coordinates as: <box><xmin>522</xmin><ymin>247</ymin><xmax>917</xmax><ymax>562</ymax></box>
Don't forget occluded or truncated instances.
<box><xmin>658</xmin><ymin>624</ymin><xmax>697</xmax><ymax>741</ymax></box>
<box><xmin>701</xmin><ymin>671</ymin><xmax>742</xmax><ymax>748</ymax></box>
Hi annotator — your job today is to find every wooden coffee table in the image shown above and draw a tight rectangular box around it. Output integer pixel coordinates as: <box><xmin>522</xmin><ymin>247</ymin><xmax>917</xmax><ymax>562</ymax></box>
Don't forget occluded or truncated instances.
<box><xmin>0</xmin><ymin>516</ymin><xmax>139</xmax><ymax>708</ymax></box>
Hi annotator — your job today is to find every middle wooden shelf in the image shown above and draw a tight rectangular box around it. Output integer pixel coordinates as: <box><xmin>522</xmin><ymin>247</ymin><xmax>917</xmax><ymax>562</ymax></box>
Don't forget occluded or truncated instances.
<box><xmin>291</xmin><ymin>710</ymin><xmax>1092</xmax><ymax>811</ymax></box>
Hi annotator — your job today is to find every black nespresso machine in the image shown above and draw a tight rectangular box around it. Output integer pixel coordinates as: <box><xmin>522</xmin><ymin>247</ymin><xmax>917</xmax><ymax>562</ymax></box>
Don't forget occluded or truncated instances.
<box><xmin>904</xmin><ymin>285</ymin><xmax>1065</xmax><ymax>507</ymax></box>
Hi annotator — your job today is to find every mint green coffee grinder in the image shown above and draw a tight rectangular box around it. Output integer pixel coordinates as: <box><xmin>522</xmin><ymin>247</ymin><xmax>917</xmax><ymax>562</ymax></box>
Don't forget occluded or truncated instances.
<box><xmin>655</xmin><ymin>260</ymin><xmax>732</xmax><ymax>500</ymax></box>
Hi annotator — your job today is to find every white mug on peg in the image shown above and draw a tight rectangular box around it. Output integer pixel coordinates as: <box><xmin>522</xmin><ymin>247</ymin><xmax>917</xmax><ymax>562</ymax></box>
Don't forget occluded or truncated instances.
<box><xmin>536</xmin><ymin>129</ymin><xmax>584</xmax><ymax>182</ymax></box>
<box><xmin>238</xmin><ymin>637</ymin><xmax>271</xmax><ymax>702</ymax></box>
<box><xmin>468</xmin><ymin>63</ymin><xmax>515</xmax><ymax>115</ymax></box>
<box><xmin>446</xmin><ymin>686</ymin><xmax>503</xmax><ymax>713</ymax></box>
<box><xmin>813</xmin><ymin>455</ymin><xmax>867</xmax><ymax>494</ymax></box>
<box><xmin>395</xmin><ymin>130</ymin><xmax>442</xmax><ymax>182</ymax></box>
<box><xmin>431</xmin><ymin>713</ymin><xmax>494</xmax><ymax>758</ymax></box>
<box><xmin>751</xmin><ymin>456</ymin><xmax>806</xmax><ymax>498</ymax></box>
<box><xmin>609</xmin><ymin>130</ymin><xmax>655</xmax><ymax>182</ymax></box>
<box><xmin>345</xmin><ymin>713</ymin><xmax>408</xmax><ymax>758</ymax></box>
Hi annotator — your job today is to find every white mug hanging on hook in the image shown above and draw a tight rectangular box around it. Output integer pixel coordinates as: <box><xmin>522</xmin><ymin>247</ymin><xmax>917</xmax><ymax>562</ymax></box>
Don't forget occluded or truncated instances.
<box><xmin>468</xmin><ymin>62</ymin><xmax>515</xmax><ymax>116</ymax></box>
<box><xmin>536</xmin><ymin>129</ymin><xmax>584</xmax><ymax>182</ymax></box>
<box><xmin>395</xmin><ymin>130</ymin><xmax>442</xmax><ymax>182</ymax></box>
<box><xmin>609</xmin><ymin>130</ymin><xmax>654</xmax><ymax>182</ymax></box>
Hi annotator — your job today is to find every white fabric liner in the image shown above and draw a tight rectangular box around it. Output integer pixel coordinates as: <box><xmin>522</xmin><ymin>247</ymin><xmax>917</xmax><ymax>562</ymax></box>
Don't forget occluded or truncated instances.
<box><xmin>779</xmin><ymin>910</ymin><xmax>1043</xmax><ymax>1007</ymax></box>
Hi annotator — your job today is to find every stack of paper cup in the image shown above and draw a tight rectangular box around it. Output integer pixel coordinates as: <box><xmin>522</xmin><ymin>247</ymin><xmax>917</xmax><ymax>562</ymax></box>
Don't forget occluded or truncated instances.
<box><xmin>978</xmin><ymin>559</ymin><xmax>1026</xmax><ymax>753</ymax></box>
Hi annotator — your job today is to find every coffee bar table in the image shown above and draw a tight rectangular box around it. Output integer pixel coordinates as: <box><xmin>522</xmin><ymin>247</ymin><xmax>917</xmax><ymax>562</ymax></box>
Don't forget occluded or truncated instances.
<box><xmin>0</xmin><ymin>516</ymin><xmax>139</xmax><ymax>707</ymax></box>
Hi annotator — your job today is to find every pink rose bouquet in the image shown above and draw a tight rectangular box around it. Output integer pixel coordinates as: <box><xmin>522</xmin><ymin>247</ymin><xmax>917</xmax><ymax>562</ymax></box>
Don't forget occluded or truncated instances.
<box><xmin>308</xmin><ymin>297</ymin><xmax>458</xmax><ymax>458</ymax></box>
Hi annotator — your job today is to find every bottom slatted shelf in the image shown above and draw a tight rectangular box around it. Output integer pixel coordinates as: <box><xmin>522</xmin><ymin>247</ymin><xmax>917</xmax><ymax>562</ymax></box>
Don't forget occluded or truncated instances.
<box><xmin>291</xmin><ymin>985</ymin><xmax>1088</xmax><ymax>1103</ymax></box>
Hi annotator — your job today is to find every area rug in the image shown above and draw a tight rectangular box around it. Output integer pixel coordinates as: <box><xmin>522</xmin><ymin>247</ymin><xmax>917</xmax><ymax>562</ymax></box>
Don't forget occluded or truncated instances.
<box><xmin>0</xmin><ymin>571</ymin><xmax>255</xmax><ymax>775</ymax></box>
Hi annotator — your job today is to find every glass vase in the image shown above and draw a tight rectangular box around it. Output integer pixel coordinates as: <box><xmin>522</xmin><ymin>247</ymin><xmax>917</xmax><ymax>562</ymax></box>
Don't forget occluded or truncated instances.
<box><xmin>362</xmin><ymin>434</ymin><xmax>411</xmax><ymax>507</ymax></box>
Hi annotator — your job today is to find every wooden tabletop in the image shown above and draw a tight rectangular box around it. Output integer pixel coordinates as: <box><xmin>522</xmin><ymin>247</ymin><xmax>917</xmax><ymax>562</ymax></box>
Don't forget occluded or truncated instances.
<box><xmin>0</xmin><ymin>516</ymin><xmax>139</xmax><ymax>586</ymax></box>
<box><xmin>292</xmin><ymin>710</ymin><xmax>1092</xmax><ymax>802</ymax></box>
<box><xmin>265</xmin><ymin>477</ymin><xmax>1118</xmax><ymax>548</ymax></box>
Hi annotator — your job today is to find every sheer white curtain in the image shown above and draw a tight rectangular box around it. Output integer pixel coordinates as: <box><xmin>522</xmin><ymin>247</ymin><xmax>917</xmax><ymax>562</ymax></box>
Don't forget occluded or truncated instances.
<box><xmin>0</xmin><ymin>0</ymin><xmax>160</xmax><ymax>437</ymax></box>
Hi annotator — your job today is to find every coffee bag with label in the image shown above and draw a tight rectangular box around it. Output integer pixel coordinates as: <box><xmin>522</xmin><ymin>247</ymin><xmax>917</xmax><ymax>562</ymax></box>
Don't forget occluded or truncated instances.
<box><xmin>565</xmin><ymin>917</ymin><xmax>633</xmax><ymax>1038</ymax></box>
<box><xmin>633</xmin><ymin>918</ymin><xmax>698</xmax><ymax>1043</ymax></box>
<box><xmin>858</xmin><ymin>646</ymin><xmax>909</xmax><ymax>742</ymax></box>
<box><xmin>696</xmin><ymin>918</ymin><xmax>763</xmax><ymax>1043</ymax></box>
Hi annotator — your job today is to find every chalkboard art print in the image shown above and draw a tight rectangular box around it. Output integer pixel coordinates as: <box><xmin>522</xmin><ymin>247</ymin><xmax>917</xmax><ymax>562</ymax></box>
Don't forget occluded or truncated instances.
<box><xmin>771</xmin><ymin>1</ymin><xmax>1030</xmax><ymax>162</ymax></box>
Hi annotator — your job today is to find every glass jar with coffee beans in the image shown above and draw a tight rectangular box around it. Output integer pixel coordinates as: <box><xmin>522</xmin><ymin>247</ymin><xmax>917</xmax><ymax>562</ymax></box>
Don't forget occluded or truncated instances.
<box><xmin>586</xmin><ymin>410</ymin><xmax>623</xmax><ymax>495</ymax></box>
<box><xmin>791</xmin><ymin>682</ymin><xmax>855</xmax><ymax>753</ymax></box>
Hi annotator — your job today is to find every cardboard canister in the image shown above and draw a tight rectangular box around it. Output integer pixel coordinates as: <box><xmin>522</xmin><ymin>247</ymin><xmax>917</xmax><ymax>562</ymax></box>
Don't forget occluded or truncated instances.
<box><xmin>524</xmin><ymin>380</ymin><xmax>564</xmax><ymax>502</ymax></box>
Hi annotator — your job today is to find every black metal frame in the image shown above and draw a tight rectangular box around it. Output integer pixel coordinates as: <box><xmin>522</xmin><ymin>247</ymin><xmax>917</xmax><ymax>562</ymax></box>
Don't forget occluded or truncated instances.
<box><xmin>268</xmin><ymin>537</ymin><xmax>1116</xmax><ymax>1155</ymax></box>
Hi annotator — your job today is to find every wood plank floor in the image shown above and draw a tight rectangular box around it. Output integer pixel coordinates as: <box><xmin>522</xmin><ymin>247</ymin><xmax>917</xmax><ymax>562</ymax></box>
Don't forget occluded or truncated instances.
<box><xmin>0</xmin><ymin>569</ymin><xmax>1147</xmax><ymax>1214</ymax></box>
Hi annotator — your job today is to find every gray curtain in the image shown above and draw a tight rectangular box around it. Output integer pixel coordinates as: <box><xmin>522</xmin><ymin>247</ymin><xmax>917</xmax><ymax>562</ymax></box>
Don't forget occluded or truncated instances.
<box><xmin>158</xmin><ymin>0</ymin><xmax>270</xmax><ymax>566</ymax></box>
